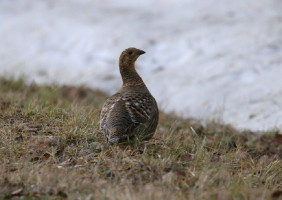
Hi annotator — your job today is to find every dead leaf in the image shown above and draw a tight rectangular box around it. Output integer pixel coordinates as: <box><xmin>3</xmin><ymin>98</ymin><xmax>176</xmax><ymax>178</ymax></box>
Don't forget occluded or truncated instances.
<box><xmin>41</xmin><ymin>152</ymin><xmax>51</xmax><ymax>160</ymax></box>
<box><xmin>271</xmin><ymin>190</ymin><xmax>282</xmax><ymax>199</ymax></box>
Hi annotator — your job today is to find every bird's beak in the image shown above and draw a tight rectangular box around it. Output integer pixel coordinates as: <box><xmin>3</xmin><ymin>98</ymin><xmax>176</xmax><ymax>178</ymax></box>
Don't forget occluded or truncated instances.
<box><xmin>138</xmin><ymin>50</ymin><xmax>146</xmax><ymax>55</ymax></box>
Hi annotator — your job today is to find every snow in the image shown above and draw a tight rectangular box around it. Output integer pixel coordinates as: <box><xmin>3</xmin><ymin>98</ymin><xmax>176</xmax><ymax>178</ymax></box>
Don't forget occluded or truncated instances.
<box><xmin>0</xmin><ymin>0</ymin><xmax>282</xmax><ymax>131</ymax></box>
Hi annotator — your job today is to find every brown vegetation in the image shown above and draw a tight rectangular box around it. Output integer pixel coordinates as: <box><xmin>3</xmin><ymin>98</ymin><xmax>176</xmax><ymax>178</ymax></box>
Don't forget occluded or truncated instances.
<box><xmin>0</xmin><ymin>78</ymin><xmax>281</xmax><ymax>199</ymax></box>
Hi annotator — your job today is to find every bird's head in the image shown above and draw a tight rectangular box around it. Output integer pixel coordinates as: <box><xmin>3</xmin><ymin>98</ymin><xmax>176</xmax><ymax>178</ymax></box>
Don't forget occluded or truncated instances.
<box><xmin>119</xmin><ymin>47</ymin><xmax>146</xmax><ymax>67</ymax></box>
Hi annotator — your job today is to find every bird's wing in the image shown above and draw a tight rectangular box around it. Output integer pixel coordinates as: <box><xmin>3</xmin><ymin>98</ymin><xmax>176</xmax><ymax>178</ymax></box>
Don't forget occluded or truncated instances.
<box><xmin>99</xmin><ymin>93</ymin><xmax>121</xmax><ymax>130</ymax></box>
<box><xmin>122</xmin><ymin>93</ymin><xmax>158</xmax><ymax>127</ymax></box>
<box><xmin>100</xmin><ymin>92</ymin><xmax>158</xmax><ymax>139</ymax></box>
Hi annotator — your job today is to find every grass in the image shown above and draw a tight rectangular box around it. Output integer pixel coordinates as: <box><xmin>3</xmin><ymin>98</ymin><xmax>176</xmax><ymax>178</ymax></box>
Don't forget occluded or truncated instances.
<box><xmin>0</xmin><ymin>78</ymin><xmax>281</xmax><ymax>200</ymax></box>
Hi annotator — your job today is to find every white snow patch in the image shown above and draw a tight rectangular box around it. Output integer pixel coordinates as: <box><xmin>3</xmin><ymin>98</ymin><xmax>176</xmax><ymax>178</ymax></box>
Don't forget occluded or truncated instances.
<box><xmin>0</xmin><ymin>0</ymin><xmax>282</xmax><ymax>131</ymax></box>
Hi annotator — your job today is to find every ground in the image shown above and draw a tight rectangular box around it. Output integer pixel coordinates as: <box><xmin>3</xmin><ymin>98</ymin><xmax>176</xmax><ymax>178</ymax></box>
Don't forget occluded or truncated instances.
<box><xmin>0</xmin><ymin>78</ymin><xmax>281</xmax><ymax>200</ymax></box>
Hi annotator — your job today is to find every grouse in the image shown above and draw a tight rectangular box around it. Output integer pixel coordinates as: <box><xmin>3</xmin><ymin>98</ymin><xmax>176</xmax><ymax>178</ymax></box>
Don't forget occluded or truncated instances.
<box><xmin>100</xmin><ymin>47</ymin><xmax>159</xmax><ymax>145</ymax></box>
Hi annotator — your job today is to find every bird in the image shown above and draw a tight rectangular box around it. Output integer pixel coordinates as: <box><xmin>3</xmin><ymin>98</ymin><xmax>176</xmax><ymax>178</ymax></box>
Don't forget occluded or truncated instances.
<box><xmin>100</xmin><ymin>47</ymin><xmax>159</xmax><ymax>145</ymax></box>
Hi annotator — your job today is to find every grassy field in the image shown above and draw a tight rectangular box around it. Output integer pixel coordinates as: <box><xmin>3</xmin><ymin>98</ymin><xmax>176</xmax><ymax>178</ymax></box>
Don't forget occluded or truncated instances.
<box><xmin>0</xmin><ymin>78</ymin><xmax>281</xmax><ymax>200</ymax></box>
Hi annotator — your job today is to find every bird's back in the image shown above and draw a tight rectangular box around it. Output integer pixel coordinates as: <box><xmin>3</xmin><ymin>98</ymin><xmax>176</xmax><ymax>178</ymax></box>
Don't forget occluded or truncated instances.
<box><xmin>100</xmin><ymin>89</ymin><xmax>158</xmax><ymax>144</ymax></box>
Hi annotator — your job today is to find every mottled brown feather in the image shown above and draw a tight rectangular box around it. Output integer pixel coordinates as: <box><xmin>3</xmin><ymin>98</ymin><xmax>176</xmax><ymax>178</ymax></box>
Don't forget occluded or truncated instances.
<box><xmin>99</xmin><ymin>47</ymin><xmax>159</xmax><ymax>145</ymax></box>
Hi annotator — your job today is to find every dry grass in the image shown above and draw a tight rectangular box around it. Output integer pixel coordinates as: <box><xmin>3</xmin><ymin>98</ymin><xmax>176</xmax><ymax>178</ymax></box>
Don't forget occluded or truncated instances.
<box><xmin>0</xmin><ymin>78</ymin><xmax>281</xmax><ymax>200</ymax></box>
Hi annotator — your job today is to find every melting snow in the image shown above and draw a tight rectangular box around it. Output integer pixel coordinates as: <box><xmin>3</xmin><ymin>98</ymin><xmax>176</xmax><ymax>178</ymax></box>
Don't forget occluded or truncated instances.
<box><xmin>0</xmin><ymin>0</ymin><xmax>282</xmax><ymax>131</ymax></box>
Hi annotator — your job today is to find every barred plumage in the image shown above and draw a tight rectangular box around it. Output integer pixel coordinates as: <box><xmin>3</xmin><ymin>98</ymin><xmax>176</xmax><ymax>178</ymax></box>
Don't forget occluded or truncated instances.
<box><xmin>100</xmin><ymin>47</ymin><xmax>159</xmax><ymax>145</ymax></box>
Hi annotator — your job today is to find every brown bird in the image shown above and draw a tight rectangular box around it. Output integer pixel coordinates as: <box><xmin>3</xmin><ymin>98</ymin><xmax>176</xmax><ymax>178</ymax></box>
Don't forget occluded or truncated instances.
<box><xmin>100</xmin><ymin>47</ymin><xmax>159</xmax><ymax>145</ymax></box>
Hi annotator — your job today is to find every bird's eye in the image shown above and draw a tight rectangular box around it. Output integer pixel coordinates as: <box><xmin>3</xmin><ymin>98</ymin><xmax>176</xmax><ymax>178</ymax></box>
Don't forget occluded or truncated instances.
<box><xmin>128</xmin><ymin>51</ymin><xmax>133</xmax><ymax>55</ymax></box>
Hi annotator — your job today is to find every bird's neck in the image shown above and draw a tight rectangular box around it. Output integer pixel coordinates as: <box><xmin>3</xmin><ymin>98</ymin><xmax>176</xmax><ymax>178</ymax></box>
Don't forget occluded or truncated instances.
<box><xmin>119</xmin><ymin>63</ymin><xmax>145</xmax><ymax>88</ymax></box>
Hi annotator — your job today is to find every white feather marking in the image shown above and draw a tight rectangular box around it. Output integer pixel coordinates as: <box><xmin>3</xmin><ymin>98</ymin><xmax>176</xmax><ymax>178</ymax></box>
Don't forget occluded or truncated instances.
<box><xmin>142</xmin><ymin>109</ymin><xmax>150</xmax><ymax>119</ymax></box>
